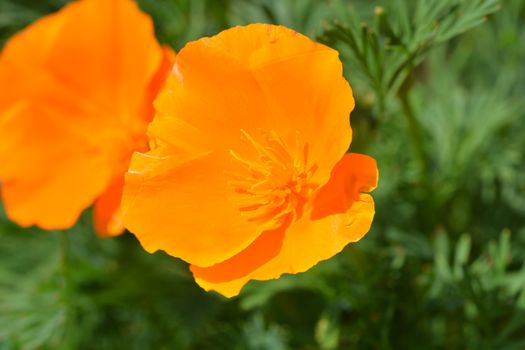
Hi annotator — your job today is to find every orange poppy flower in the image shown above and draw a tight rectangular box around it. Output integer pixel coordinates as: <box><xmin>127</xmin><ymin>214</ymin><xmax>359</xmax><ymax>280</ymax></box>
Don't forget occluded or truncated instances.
<box><xmin>122</xmin><ymin>24</ymin><xmax>378</xmax><ymax>296</ymax></box>
<box><xmin>0</xmin><ymin>0</ymin><xmax>173</xmax><ymax>236</ymax></box>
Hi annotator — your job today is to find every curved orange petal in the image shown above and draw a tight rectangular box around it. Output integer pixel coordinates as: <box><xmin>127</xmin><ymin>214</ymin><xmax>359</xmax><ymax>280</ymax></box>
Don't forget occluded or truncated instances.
<box><xmin>311</xmin><ymin>153</ymin><xmax>378</xmax><ymax>220</ymax></box>
<box><xmin>149</xmin><ymin>23</ymin><xmax>352</xmax><ymax>175</ymax></box>
<box><xmin>121</xmin><ymin>150</ymin><xmax>266</xmax><ymax>267</ymax></box>
<box><xmin>149</xmin><ymin>34</ymin><xmax>268</xmax><ymax>155</ymax></box>
<box><xmin>248</xmin><ymin>32</ymin><xmax>354</xmax><ymax>186</ymax></box>
<box><xmin>94</xmin><ymin>176</ymin><xmax>125</xmax><ymax>237</ymax></box>
<box><xmin>2</xmin><ymin>155</ymin><xmax>112</xmax><ymax>230</ymax></box>
<box><xmin>0</xmin><ymin>0</ymin><xmax>172</xmax><ymax>233</ymax></box>
<box><xmin>190</xmin><ymin>225</ymin><xmax>286</xmax><ymax>284</ymax></box>
<box><xmin>192</xmin><ymin>194</ymin><xmax>375</xmax><ymax>297</ymax></box>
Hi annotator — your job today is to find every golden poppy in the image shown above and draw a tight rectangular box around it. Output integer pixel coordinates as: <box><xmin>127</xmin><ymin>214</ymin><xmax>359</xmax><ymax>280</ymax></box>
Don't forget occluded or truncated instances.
<box><xmin>122</xmin><ymin>24</ymin><xmax>378</xmax><ymax>296</ymax></box>
<box><xmin>0</xmin><ymin>0</ymin><xmax>173</xmax><ymax>236</ymax></box>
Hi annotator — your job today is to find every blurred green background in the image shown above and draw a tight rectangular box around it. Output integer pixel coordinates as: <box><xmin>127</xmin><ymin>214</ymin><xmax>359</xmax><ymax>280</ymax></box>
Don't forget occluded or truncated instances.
<box><xmin>1</xmin><ymin>0</ymin><xmax>525</xmax><ymax>349</ymax></box>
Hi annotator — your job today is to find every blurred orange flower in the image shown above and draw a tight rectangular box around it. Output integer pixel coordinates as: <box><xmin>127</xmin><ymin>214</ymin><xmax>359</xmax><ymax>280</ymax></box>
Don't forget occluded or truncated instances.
<box><xmin>122</xmin><ymin>24</ymin><xmax>378</xmax><ymax>296</ymax></box>
<box><xmin>0</xmin><ymin>0</ymin><xmax>173</xmax><ymax>235</ymax></box>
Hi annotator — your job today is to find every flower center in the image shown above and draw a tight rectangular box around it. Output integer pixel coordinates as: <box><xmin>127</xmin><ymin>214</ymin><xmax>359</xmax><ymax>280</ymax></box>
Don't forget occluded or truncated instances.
<box><xmin>226</xmin><ymin>129</ymin><xmax>318</xmax><ymax>230</ymax></box>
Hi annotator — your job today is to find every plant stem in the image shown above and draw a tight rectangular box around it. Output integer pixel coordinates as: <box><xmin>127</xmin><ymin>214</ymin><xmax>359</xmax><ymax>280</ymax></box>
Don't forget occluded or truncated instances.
<box><xmin>60</xmin><ymin>231</ymin><xmax>74</xmax><ymax>350</ymax></box>
<box><xmin>398</xmin><ymin>90</ymin><xmax>428</xmax><ymax>178</ymax></box>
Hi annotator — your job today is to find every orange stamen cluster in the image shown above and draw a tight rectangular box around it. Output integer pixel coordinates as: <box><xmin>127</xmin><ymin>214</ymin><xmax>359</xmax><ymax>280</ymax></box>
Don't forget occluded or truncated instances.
<box><xmin>227</xmin><ymin>129</ymin><xmax>318</xmax><ymax>230</ymax></box>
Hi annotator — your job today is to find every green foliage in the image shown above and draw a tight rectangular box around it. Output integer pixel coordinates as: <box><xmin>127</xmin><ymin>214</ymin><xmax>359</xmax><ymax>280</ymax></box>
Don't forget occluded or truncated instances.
<box><xmin>227</xmin><ymin>0</ymin><xmax>335</xmax><ymax>37</ymax></box>
<box><xmin>0</xmin><ymin>0</ymin><xmax>67</xmax><ymax>45</ymax></box>
<box><xmin>322</xmin><ymin>0</ymin><xmax>500</xmax><ymax>117</ymax></box>
<box><xmin>1</xmin><ymin>0</ymin><xmax>525</xmax><ymax>349</ymax></box>
<box><xmin>0</xmin><ymin>224</ymin><xmax>65</xmax><ymax>350</ymax></box>
<box><xmin>137</xmin><ymin>0</ymin><xmax>227</xmax><ymax>50</ymax></box>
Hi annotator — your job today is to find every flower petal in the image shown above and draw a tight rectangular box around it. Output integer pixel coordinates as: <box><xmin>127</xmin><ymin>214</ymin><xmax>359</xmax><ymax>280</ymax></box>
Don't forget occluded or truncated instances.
<box><xmin>94</xmin><ymin>176</ymin><xmax>125</xmax><ymax>237</ymax></box>
<box><xmin>249</xmin><ymin>31</ymin><xmax>354</xmax><ymax>185</ymax></box>
<box><xmin>311</xmin><ymin>153</ymin><xmax>378</xmax><ymax>220</ymax></box>
<box><xmin>0</xmin><ymin>98</ymin><xmax>113</xmax><ymax>229</ymax></box>
<box><xmin>192</xmin><ymin>194</ymin><xmax>375</xmax><ymax>297</ymax></box>
<box><xmin>149</xmin><ymin>35</ymin><xmax>267</xmax><ymax>155</ymax></box>
<box><xmin>121</xmin><ymin>150</ymin><xmax>265</xmax><ymax>267</ymax></box>
<box><xmin>149</xmin><ymin>23</ymin><xmax>353</xmax><ymax>173</ymax></box>
<box><xmin>190</xmin><ymin>225</ymin><xmax>286</xmax><ymax>284</ymax></box>
<box><xmin>2</xmin><ymin>155</ymin><xmax>111</xmax><ymax>230</ymax></box>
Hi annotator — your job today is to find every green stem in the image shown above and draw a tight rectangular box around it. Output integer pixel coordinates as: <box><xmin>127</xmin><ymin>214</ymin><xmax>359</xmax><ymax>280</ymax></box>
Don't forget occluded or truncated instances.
<box><xmin>398</xmin><ymin>90</ymin><xmax>428</xmax><ymax>178</ymax></box>
<box><xmin>60</xmin><ymin>231</ymin><xmax>71</xmax><ymax>297</ymax></box>
<box><xmin>60</xmin><ymin>231</ymin><xmax>74</xmax><ymax>350</ymax></box>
